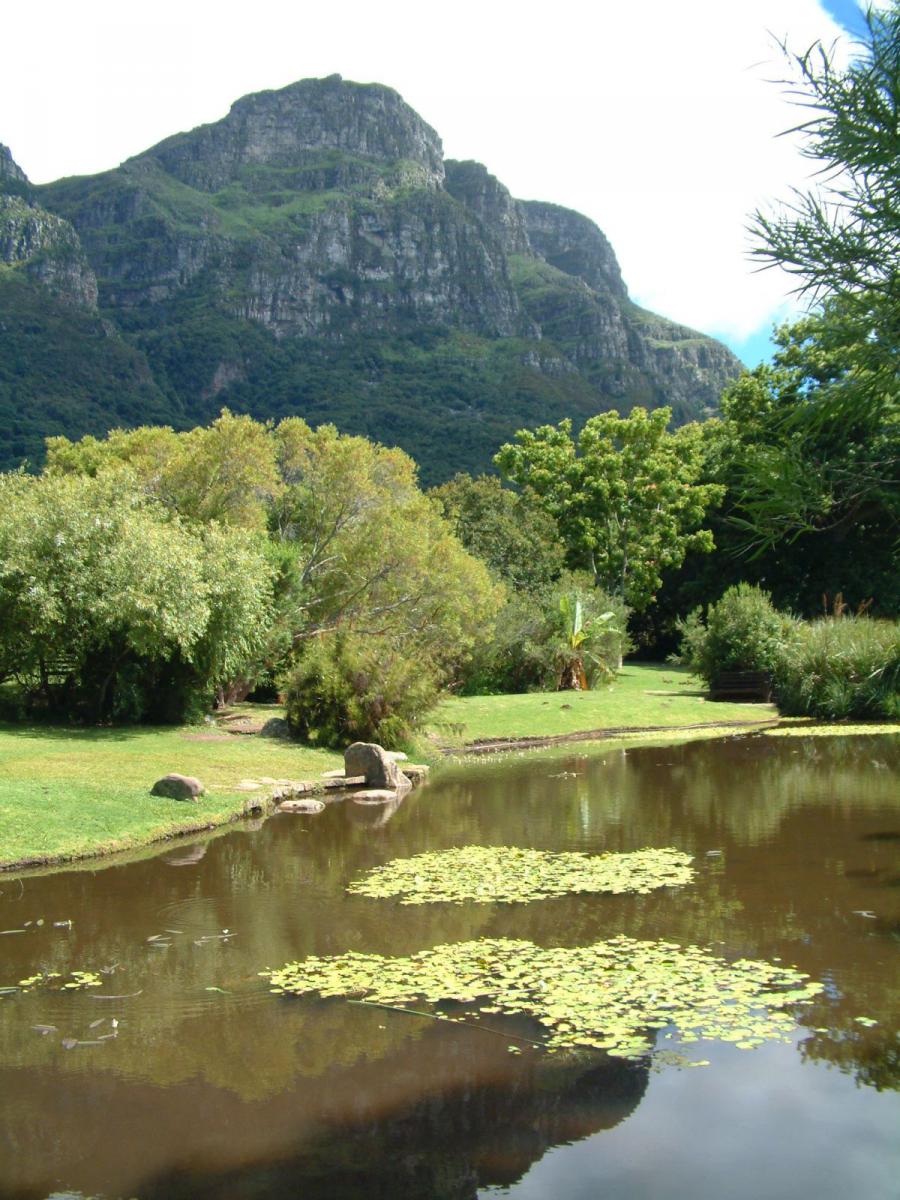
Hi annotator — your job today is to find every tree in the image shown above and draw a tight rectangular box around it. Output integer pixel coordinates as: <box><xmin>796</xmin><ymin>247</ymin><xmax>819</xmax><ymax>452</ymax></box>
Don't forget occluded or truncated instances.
<box><xmin>429</xmin><ymin>473</ymin><xmax>564</xmax><ymax>592</ymax></box>
<box><xmin>720</xmin><ymin>309</ymin><xmax>899</xmax><ymax>568</ymax></box>
<box><xmin>495</xmin><ymin>408</ymin><xmax>723</xmax><ymax>612</ymax></box>
<box><xmin>45</xmin><ymin>409</ymin><xmax>282</xmax><ymax>530</ymax></box>
<box><xmin>31</xmin><ymin>414</ymin><xmax>501</xmax><ymax>721</ymax></box>
<box><xmin>742</xmin><ymin>6</ymin><xmax>900</xmax><ymax>551</ymax></box>
<box><xmin>270</xmin><ymin>419</ymin><xmax>500</xmax><ymax>665</ymax></box>
<box><xmin>0</xmin><ymin>471</ymin><xmax>274</xmax><ymax>720</ymax></box>
<box><xmin>751</xmin><ymin>5</ymin><xmax>900</xmax><ymax>306</ymax></box>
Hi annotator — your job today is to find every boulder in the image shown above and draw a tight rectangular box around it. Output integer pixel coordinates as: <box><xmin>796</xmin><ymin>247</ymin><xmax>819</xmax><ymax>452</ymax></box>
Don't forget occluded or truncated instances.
<box><xmin>279</xmin><ymin>798</ymin><xmax>326</xmax><ymax>814</ymax></box>
<box><xmin>150</xmin><ymin>773</ymin><xmax>205</xmax><ymax>800</ymax></box>
<box><xmin>352</xmin><ymin>788</ymin><xmax>405</xmax><ymax>804</ymax></box>
<box><xmin>344</xmin><ymin>742</ymin><xmax>402</xmax><ymax>789</ymax></box>
<box><xmin>260</xmin><ymin>717</ymin><xmax>291</xmax><ymax>739</ymax></box>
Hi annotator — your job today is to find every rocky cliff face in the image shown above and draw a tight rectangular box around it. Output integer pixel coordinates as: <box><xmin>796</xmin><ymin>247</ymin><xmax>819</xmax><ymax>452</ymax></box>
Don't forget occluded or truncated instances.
<box><xmin>2</xmin><ymin>76</ymin><xmax>742</xmax><ymax>479</ymax></box>
<box><xmin>149</xmin><ymin>76</ymin><xmax>445</xmax><ymax>193</ymax></box>
<box><xmin>523</xmin><ymin>201</ymin><xmax>626</xmax><ymax>299</ymax></box>
<box><xmin>445</xmin><ymin>160</ymin><xmax>532</xmax><ymax>256</ymax></box>
<box><xmin>0</xmin><ymin>148</ymin><xmax>97</xmax><ymax>308</ymax></box>
<box><xmin>0</xmin><ymin>144</ymin><xmax>29</xmax><ymax>191</ymax></box>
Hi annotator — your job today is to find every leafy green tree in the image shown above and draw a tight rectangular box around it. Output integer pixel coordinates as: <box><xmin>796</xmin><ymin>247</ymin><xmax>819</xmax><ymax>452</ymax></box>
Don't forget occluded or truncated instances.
<box><xmin>45</xmin><ymin>409</ymin><xmax>282</xmax><ymax>530</ymax></box>
<box><xmin>32</xmin><ymin>414</ymin><xmax>501</xmax><ymax>721</ymax></box>
<box><xmin>495</xmin><ymin>408</ymin><xmax>723</xmax><ymax>611</ymax></box>
<box><xmin>720</xmin><ymin>311</ymin><xmax>898</xmax><ymax>551</ymax></box>
<box><xmin>0</xmin><ymin>471</ymin><xmax>274</xmax><ymax>719</ymax></box>
<box><xmin>429</xmin><ymin>473</ymin><xmax>564</xmax><ymax>591</ymax></box>
<box><xmin>751</xmin><ymin>4</ymin><xmax>900</xmax><ymax>307</ymax></box>
<box><xmin>270</xmin><ymin>419</ymin><xmax>500</xmax><ymax>672</ymax></box>
<box><xmin>743</xmin><ymin>6</ymin><xmax>900</xmax><ymax>551</ymax></box>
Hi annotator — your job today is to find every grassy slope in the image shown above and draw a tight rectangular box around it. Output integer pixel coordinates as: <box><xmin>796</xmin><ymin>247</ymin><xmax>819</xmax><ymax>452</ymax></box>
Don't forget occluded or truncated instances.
<box><xmin>0</xmin><ymin>721</ymin><xmax>341</xmax><ymax>869</ymax></box>
<box><xmin>427</xmin><ymin>664</ymin><xmax>775</xmax><ymax>746</ymax></box>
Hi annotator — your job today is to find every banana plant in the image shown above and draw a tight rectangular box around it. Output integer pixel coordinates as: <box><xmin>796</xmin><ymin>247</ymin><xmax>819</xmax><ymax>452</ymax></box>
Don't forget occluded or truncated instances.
<box><xmin>558</xmin><ymin>593</ymin><xmax>622</xmax><ymax>690</ymax></box>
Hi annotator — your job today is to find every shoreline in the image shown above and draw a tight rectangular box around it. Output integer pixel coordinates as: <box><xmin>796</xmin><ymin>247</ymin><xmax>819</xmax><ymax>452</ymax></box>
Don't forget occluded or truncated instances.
<box><xmin>443</xmin><ymin>717</ymin><xmax>780</xmax><ymax>756</ymax></box>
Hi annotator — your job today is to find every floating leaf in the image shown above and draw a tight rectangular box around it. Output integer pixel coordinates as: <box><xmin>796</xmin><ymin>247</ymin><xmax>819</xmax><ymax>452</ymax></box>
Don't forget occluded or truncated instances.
<box><xmin>347</xmin><ymin>846</ymin><xmax>695</xmax><ymax>905</ymax></box>
<box><xmin>262</xmin><ymin>936</ymin><xmax>823</xmax><ymax>1060</ymax></box>
<box><xmin>17</xmin><ymin>970</ymin><xmax>101</xmax><ymax>993</ymax></box>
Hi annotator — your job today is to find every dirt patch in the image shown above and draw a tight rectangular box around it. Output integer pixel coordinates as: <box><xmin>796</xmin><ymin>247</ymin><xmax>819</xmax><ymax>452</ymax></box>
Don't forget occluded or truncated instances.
<box><xmin>448</xmin><ymin>718</ymin><xmax>779</xmax><ymax>756</ymax></box>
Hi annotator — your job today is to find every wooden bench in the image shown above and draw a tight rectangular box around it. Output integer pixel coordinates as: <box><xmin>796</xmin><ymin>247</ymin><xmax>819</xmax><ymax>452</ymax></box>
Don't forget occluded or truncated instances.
<box><xmin>709</xmin><ymin>671</ymin><xmax>773</xmax><ymax>702</ymax></box>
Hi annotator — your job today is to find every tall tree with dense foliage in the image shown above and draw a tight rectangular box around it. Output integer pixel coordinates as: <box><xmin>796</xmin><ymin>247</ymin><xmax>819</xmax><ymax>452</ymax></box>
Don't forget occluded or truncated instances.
<box><xmin>270</xmin><ymin>419</ymin><xmax>500</xmax><ymax>665</ymax></box>
<box><xmin>495</xmin><ymin>408</ymin><xmax>723</xmax><ymax>611</ymax></box>
<box><xmin>0</xmin><ymin>471</ymin><xmax>274</xmax><ymax>720</ymax></box>
<box><xmin>429</xmin><ymin>473</ymin><xmax>564</xmax><ymax>592</ymax></box>
<box><xmin>29</xmin><ymin>413</ymin><xmax>501</xmax><ymax>727</ymax></box>
<box><xmin>742</xmin><ymin>5</ymin><xmax>900</xmax><ymax>553</ymax></box>
<box><xmin>45</xmin><ymin>410</ymin><xmax>282</xmax><ymax>530</ymax></box>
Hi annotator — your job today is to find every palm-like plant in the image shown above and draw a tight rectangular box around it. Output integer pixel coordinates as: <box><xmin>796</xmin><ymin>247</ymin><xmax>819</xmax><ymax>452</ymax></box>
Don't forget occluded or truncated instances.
<box><xmin>557</xmin><ymin>593</ymin><xmax>622</xmax><ymax>690</ymax></box>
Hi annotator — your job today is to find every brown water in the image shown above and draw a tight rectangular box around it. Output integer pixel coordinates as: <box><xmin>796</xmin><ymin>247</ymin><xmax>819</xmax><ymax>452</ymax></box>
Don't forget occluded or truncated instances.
<box><xmin>0</xmin><ymin>731</ymin><xmax>898</xmax><ymax>1200</ymax></box>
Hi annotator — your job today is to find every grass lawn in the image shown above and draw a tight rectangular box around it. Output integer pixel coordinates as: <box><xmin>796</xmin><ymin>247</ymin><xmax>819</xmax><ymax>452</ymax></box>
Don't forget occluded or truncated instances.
<box><xmin>0</xmin><ymin>719</ymin><xmax>342</xmax><ymax>871</ymax></box>
<box><xmin>426</xmin><ymin>663</ymin><xmax>776</xmax><ymax>747</ymax></box>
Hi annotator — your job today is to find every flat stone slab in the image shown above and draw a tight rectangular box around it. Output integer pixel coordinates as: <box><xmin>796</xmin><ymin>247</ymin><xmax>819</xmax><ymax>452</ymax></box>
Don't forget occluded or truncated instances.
<box><xmin>352</xmin><ymin>789</ymin><xmax>404</xmax><ymax>804</ymax></box>
<box><xmin>271</xmin><ymin>781</ymin><xmax>315</xmax><ymax>801</ymax></box>
<box><xmin>401</xmin><ymin>764</ymin><xmax>430</xmax><ymax>784</ymax></box>
<box><xmin>279</xmin><ymin>798</ymin><xmax>326</xmax><ymax>814</ymax></box>
<box><xmin>322</xmin><ymin>774</ymin><xmax>366</xmax><ymax>790</ymax></box>
<box><xmin>385</xmin><ymin>751</ymin><xmax>408</xmax><ymax>762</ymax></box>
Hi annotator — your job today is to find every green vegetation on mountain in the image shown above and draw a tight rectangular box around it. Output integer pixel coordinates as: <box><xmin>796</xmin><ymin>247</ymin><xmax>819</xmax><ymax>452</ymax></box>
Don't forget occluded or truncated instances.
<box><xmin>0</xmin><ymin>77</ymin><xmax>740</xmax><ymax>482</ymax></box>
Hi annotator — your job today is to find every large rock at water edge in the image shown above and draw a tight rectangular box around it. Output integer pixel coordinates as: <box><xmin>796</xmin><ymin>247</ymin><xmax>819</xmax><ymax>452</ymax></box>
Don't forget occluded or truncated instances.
<box><xmin>151</xmin><ymin>773</ymin><xmax>205</xmax><ymax>800</ymax></box>
<box><xmin>344</xmin><ymin>742</ymin><xmax>402</xmax><ymax>788</ymax></box>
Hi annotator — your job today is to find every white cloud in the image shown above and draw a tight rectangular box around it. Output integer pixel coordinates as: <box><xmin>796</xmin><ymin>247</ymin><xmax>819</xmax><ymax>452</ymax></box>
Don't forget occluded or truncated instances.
<box><xmin>0</xmin><ymin>0</ymin><xmax>852</xmax><ymax>352</ymax></box>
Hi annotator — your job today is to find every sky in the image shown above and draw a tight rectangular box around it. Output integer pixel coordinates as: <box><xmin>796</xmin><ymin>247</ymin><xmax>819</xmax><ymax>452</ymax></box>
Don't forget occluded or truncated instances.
<box><xmin>0</xmin><ymin>0</ymin><xmax>874</xmax><ymax>367</ymax></box>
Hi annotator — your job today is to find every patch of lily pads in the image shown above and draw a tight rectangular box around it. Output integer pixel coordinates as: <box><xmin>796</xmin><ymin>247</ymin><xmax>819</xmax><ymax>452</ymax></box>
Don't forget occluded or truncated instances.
<box><xmin>262</xmin><ymin>935</ymin><xmax>823</xmax><ymax>1059</ymax></box>
<box><xmin>764</xmin><ymin>723</ymin><xmax>899</xmax><ymax>737</ymax></box>
<box><xmin>14</xmin><ymin>970</ymin><xmax>103</xmax><ymax>992</ymax></box>
<box><xmin>347</xmin><ymin>845</ymin><xmax>694</xmax><ymax>905</ymax></box>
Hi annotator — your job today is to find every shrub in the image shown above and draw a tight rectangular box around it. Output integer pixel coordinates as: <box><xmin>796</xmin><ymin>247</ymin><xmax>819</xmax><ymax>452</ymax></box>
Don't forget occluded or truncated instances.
<box><xmin>283</xmin><ymin>631</ymin><xmax>441</xmax><ymax>749</ymax></box>
<box><xmin>773</xmin><ymin>616</ymin><xmax>900</xmax><ymax>719</ymax></box>
<box><xmin>460</xmin><ymin>573</ymin><xmax>631</xmax><ymax>694</ymax></box>
<box><xmin>0</xmin><ymin>471</ymin><xmax>275</xmax><ymax>722</ymax></box>
<box><xmin>675</xmin><ymin>584</ymin><xmax>795</xmax><ymax>684</ymax></box>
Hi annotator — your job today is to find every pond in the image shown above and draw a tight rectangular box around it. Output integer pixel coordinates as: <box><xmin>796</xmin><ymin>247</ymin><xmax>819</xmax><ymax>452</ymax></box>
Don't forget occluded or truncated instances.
<box><xmin>0</xmin><ymin>730</ymin><xmax>898</xmax><ymax>1199</ymax></box>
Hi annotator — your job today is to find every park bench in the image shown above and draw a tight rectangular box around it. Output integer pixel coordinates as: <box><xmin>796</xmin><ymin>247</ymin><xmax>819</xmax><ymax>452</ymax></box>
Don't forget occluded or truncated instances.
<box><xmin>709</xmin><ymin>670</ymin><xmax>773</xmax><ymax>702</ymax></box>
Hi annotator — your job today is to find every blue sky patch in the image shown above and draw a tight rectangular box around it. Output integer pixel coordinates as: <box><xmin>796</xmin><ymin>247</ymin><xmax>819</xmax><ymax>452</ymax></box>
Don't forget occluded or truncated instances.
<box><xmin>820</xmin><ymin>0</ymin><xmax>869</xmax><ymax>39</ymax></box>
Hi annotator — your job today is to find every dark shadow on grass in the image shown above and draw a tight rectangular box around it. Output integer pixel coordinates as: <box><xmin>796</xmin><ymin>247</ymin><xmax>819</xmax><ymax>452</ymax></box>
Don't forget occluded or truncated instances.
<box><xmin>0</xmin><ymin>721</ymin><xmax>180</xmax><ymax>743</ymax></box>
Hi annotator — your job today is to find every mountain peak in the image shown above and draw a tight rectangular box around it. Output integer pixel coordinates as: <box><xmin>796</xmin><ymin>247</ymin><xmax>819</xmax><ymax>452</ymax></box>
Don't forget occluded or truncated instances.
<box><xmin>0</xmin><ymin>144</ymin><xmax>31</xmax><ymax>199</ymax></box>
<box><xmin>141</xmin><ymin>75</ymin><xmax>445</xmax><ymax>193</ymax></box>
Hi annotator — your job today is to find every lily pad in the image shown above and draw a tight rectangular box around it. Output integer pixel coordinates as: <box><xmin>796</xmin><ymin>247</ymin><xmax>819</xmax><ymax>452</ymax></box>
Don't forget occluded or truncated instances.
<box><xmin>347</xmin><ymin>845</ymin><xmax>694</xmax><ymax>905</ymax></box>
<box><xmin>262</xmin><ymin>935</ymin><xmax>823</xmax><ymax>1059</ymax></box>
<box><xmin>16</xmin><ymin>970</ymin><xmax>102</xmax><ymax>993</ymax></box>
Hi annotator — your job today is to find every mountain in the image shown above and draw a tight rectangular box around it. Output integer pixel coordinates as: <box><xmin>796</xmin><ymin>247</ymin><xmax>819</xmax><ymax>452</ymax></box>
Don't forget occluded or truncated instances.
<box><xmin>1</xmin><ymin>78</ymin><xmax>742</xmax><ymax>483</ymax></box>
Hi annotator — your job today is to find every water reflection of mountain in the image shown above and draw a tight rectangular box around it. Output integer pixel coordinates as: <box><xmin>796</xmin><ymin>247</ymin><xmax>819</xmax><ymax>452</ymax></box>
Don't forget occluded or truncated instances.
<box><xmin>0</xmin><ymin>1019</ymin><xmax>647</xmax><ymax>1200</ymax></box>
<box><xmin>133</xmin><ymin>1035</ymin><xmax>648</xmax><ymax>1200</ymax></box>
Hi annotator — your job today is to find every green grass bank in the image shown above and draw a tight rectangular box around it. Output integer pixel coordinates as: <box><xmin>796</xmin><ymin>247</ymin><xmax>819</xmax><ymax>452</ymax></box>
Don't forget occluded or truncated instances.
<box><xmin>0</xmin><ymin>719</ymin><xmax>342</xmax><ymax>871</ymax></box>
<box><xmin>0</xmin><ymin>664</ymin><xmax>777</xmax><ymax>873</ymax></box>
<box><xmin>427</xmin><ymin>664</ymin><xmax>775</xmax><ymax>748</ymax></box>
